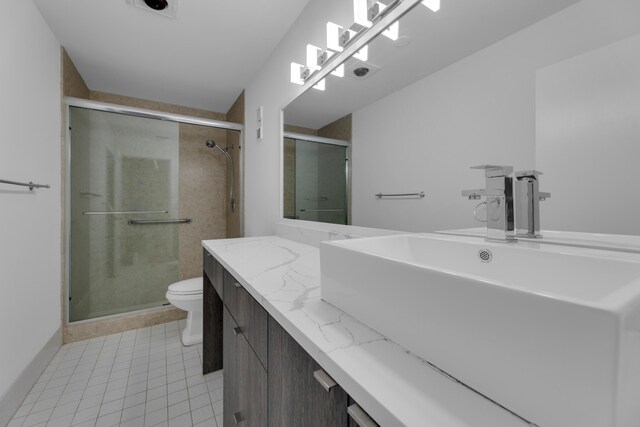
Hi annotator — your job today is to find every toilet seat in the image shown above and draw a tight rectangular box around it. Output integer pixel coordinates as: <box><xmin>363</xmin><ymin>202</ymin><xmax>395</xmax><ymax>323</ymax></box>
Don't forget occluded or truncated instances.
<box><xmin>167</xmin><ymin>277</ymin><xmax>202</xmax><ymax>296</ymax></box>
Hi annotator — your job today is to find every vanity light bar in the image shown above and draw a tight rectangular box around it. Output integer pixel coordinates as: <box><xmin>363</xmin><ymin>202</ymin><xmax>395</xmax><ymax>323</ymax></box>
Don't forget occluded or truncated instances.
<box><xmin>292</xmin><ymin>0</ymin><xmax>441</xmax><ymax>88</ymax></box>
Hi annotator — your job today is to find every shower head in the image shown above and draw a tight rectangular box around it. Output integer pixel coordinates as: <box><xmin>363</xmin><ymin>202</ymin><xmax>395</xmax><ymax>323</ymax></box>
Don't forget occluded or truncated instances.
<box><xmin>205</xmin><ymin>139</ymin><xmax>236</xmax><ymax>212</ymax></box>
<box><xmin>205</xmin><ymin>140</ymin><xmax>229</xmax><ymax>156</ymax></box>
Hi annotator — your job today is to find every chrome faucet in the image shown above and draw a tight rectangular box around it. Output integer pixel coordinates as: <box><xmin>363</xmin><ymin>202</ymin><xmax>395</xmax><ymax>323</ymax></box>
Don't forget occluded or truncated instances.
<box><xmin>462</xmin><ymin>165</ymin><xmax>516</xmax><ymax>242</ymax></box>
<box><xmin>514</xmin><ymin>170</ymin><xmax>550</xmax><ymax>238</ymax></box>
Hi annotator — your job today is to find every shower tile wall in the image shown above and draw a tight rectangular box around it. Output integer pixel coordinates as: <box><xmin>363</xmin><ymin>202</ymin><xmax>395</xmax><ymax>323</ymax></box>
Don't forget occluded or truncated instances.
<box><xmin>178</xmin><ymin>124</ymin><xmax>228</xmax><ymax>280</ymax></box>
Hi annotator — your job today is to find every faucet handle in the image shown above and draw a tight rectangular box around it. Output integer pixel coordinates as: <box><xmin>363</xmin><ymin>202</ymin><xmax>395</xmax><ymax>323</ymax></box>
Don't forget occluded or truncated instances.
<box><xmin>515</xmin><ymin>170</ymin><xmax>543</xmax><ymax>180</ymax></box>
<box><xmin>470</xmin><ymin>165</ymin><xmax>513</xmax><ymax>178</ymax></box>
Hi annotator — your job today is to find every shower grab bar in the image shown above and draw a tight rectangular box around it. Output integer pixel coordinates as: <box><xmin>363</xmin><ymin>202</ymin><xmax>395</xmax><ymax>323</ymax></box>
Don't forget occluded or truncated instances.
<box><xmin>300</xmin><ymin>209</ymin><xmax>344</xmax><ymax>213</ymax></box>
<box><xmin>83</xmin><ymin>210</ymin><xmax>169</xmax><ymax>216</ymax></box>
<box><xmin>375</xmin><ymin>191</ymin><xmax>425</xmax><ymax>199</ymax></box>
<box><xmin>0</xmin><ymin>178</ymin><xmax>50</xmax><ymax>191</ymax></box>
<box><xmin>128</xmin><ymin>218</ymin><xmax>192</xmax><ymax>225</ymax></box>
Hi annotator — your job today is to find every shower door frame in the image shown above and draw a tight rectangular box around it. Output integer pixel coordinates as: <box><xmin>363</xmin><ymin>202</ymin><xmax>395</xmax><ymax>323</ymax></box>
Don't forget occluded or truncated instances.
<box><xmin>64</xmin><ymin>96</ymin><xmax>245</xmax><ymax>325</ymax></box>
<box><xmin>282</xmin><ymin>131</ymin><xmax>351</xmax><ymax>225</ymax></box>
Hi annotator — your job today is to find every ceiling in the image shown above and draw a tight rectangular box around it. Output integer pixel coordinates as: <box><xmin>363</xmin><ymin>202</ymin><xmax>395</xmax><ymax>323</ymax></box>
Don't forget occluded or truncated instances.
<box><xmin>33</xmin><ymin>0</ymin><xmax>311</xmax><ymax>113</ymax></box>
<box><xmin>284</xmin><ymin>0</ymin><xmax>581</xmax><ymax>130</ymax></box>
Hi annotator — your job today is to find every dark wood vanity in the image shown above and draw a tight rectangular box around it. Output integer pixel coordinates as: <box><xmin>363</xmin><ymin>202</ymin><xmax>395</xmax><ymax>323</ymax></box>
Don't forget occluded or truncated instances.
<box><xmin>202</xmin><ymin>249</ymin><xmax>378</xmax><ymax>427</ymax></box>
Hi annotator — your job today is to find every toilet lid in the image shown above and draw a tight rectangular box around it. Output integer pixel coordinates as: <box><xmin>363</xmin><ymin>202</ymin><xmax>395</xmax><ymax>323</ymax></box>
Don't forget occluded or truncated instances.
<box><xmin>168</xmin><ymin>277</ymin><xmax>203</xmax><ymax>296</ymax></box>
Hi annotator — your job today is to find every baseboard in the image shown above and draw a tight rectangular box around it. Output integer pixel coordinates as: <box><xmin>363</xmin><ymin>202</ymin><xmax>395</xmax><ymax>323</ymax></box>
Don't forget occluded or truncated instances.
<box><xmin>0</xmin><ymin>328</ymin><xmax>62</xmax><ymax>427</ymax></box>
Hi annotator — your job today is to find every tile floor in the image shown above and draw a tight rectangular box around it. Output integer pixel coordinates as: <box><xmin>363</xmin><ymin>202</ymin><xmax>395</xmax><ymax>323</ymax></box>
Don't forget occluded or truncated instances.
<box><xmin>7</xmin><ymin>320</ymin><xmax>223</xmax><ymax>427</ymax></box>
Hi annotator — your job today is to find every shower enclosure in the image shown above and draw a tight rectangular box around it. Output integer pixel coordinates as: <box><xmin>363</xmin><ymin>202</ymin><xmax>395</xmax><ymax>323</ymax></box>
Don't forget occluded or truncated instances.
<box><xmin>66</xmin><ymin>99</ymin><xmax>243</xmax><ymax>323</ymax></box>
<box><xmin>283</xmin><ymin>133</ymin><xmax>349</xmax><ymax>225</ymax></box>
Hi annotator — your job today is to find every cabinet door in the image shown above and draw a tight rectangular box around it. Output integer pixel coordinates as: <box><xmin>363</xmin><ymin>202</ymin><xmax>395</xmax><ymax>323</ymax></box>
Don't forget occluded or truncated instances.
<box><xmin>224</xmin><ymin>307</ymin><xmax>267</xmax><ymax>427</ymax></box>
<box><xmin>238</xmin><ymin>286</ymin><xmax>269</xmax><ymax>368</ymax></box>
<box><xmin>268</xmin><ymin>317</ymin><xmax>349</xmax><ymax>427</ymax></box>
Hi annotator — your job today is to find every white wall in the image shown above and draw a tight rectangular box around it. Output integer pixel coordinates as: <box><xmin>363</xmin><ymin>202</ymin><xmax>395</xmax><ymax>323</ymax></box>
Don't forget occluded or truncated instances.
<box><xmin>243</xmin><ymin>0</ymin><xmax>352</xmax><ymax>236</ymax></box>
<box><xmin>536</xmin><ymin>34</ymin><xmax>640</xmax><ymax>235</ymax></box>
<box><xmin>351</xmin><ymin>0</ymin><xmax>640</xmax><ymax>232</ymax></box>
<box><xmin>0</xmin><ymin>0</ymin><xmax>61</xmax><ymax>404</ymax></box>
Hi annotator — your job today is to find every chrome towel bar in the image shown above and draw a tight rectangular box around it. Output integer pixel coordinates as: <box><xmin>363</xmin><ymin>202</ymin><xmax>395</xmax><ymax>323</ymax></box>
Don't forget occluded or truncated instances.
<box><xmin>0</xmin><ymin>178</ymin><xmax>50</xmax><ymax>191</ymax></box>
<box><xmin>128</xmin><ymin>218</ymin><xmax>192</xmax><ymax>225</ymax></box>
<box><xmin>84</xmin><ymin>210</ymin><xmax>169</xmax><ymax>216</ymax></box>
<box><xmin>300</xmin><ymin>209</ymin><xmax>344</xmax><ymax>213</ymax></box>
<box><xmin>375</xmin><ymin>191</ymin><xmax>425</xmax><ymax>199</ymax></box>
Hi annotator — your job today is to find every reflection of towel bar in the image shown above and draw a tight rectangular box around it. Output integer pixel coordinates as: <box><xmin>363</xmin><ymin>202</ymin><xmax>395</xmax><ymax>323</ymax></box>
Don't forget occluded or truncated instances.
<box><xmin>84</xmin><ymin>210</ymin><xmax>168</xmax><ymax>215</ymax></box>
<box><xmin>300</xmin><ymin>209</ymin><xmax>344</xmax><ymax>213</ymax></box>
<box><xmin>0</xmin><ymin>178</ymin><xmax>50</xmax><ymax>191</ymax></box>
<box><xmin>128</xmin><ymin>218</ymin><xmax>192</xmax><ymax>225</ymax></box>
<box><xmin>375</xmin><ymin>191</ymin><xmax>425</xmax><ymax>199</ymax></box>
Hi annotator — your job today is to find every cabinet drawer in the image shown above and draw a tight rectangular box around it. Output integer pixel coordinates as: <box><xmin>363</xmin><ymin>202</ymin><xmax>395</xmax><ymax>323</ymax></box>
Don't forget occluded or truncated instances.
<box><xmin>238</xmin><ymin>288</ymin><xmax>268</xmax><ymax>368</ymax></box>
<box><xmin>223</xmin><ymin>271</ymin><xmax>269</xmax><ymax>368</ymax></box>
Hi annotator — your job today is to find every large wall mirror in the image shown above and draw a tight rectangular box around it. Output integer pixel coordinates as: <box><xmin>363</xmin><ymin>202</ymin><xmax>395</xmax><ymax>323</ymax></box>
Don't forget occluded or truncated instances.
<box><xmin>282</xmin><ymin>0</ymin><xmax>640</xmax><ymax>236</ymax></box>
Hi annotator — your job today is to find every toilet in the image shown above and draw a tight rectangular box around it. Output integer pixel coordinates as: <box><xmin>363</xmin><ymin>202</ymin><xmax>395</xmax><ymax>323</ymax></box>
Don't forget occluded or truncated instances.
<box><xmin>166</xmin><ymin>277</ymin><xmax>203</xmax><ymax>346</ymax></box>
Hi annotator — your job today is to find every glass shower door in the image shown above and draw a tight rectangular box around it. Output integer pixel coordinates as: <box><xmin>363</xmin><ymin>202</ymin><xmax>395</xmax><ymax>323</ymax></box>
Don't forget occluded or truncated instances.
<box><xmin>68</xmin><ymin>107</ymin><xmax>180</xmax><ymax>322</ymax></box>
<box><xmin>289</xmin><ymin>138</ymin><xmax>348</xmax><ymax>225</ymax></box>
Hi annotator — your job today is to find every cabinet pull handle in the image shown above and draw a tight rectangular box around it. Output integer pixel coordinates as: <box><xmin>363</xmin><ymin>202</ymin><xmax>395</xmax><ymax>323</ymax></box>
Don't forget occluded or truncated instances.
<box><xmin>313</xmin><ymin>369</ymin><xmax>337</xmax><ymax>392</ymax></box>
<box><xmin>233</xmin><ymin>411</ymin><xmax>243</xmax><ymax>424</ymax></box>
<box><xmin>347</xmin><ymin>404</ymin><xmax>379</xmax><ymax>427</ymax></box>
<box><xmin>233</xmin><ymin>326</ymin><xmax>243</xmax><ymax>336</ymax></box>
<box><xmin>234</xmin><ymin>282</ymin><xmax>242</xmax><ymax>289</ymax></box>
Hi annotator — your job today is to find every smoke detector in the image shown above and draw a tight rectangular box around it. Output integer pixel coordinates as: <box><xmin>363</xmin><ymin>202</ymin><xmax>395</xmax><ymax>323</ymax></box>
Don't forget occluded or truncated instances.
<box><xmin>346</xmin><ymin>61</ymin><xmax>381</xmax><ymax>80</ymax></box>
<box><xmin>129</xmin><ymin>0</ymin><xmax>178</xmax><ymax>18</ymax></box>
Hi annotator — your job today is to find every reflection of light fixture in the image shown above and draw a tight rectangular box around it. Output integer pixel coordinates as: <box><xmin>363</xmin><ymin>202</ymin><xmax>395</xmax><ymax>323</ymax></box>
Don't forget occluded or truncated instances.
<box><xmin>291</xmin><ymin>0</ymin><xmax>441</xmax><ymax>88</ymax></box>
<box><xmin>290</xmin><ymin>62</ymin><xmax>310</xmax><ymax>85</ymax></box>
<box><xmin>306</xmin><ymin>44</ymin><xmax>322</xmax><ymax>71</ymax></box>
<box><xmin>327</xmin><ymin>22</ymin><xmax>344</xmax><ymax>52</ymax></box>
<box><xmin>331</xmin><ymin>64</ymin><xmax>345</xmax><ymax>78</ymax></box>
<box><xmin>353</xmin><ymin>0</ymin><xmax>372</xmax><ymax>29</ymax></box>
<box><xmin>382</xmin><ymin>21</ymin><xmax>399</xmax><ymax>41</ymax></box>
<box><xmin>422</xmin><ymin>0</ymin><xmax>440</xmax><ymax>12</ymax></box>
<box><xmin>354</xmin><ymin>45</ymin><xmax>368</xmax><ymax>61</ymax></box>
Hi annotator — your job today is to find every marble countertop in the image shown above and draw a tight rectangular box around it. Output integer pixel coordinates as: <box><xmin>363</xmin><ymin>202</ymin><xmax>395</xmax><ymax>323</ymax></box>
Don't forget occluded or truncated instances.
<box><xmin>203</xmin><ymin>235</ymin><xmax>529</xmax><ymax>427</ymax></box>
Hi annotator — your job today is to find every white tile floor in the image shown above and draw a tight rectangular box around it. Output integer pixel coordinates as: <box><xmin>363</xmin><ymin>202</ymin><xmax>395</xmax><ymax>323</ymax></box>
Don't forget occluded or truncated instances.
<box><xmin>7</xmin><ymin>320</ymin><xmax>223</xmax><ymax>427</ymax></box>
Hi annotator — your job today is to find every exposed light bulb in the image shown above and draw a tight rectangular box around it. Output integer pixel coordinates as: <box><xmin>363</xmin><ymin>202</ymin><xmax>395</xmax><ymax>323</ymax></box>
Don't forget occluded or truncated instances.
<box><xmin>422</xmin><ymin>0</ymin><xmax>440</xmax><ymax>12</ymax></box>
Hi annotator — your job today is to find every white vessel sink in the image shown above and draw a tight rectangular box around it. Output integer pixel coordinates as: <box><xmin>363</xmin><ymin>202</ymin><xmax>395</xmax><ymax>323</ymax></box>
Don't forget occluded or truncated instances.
<box><xmin>320</xmin><ymin>233</ymin><xmax>640</xmax><ymax>427</ymax></box>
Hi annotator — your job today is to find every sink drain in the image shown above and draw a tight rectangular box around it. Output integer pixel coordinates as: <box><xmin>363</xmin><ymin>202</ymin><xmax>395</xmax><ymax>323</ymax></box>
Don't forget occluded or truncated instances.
<box><xmin>478</xmin><ymin>249</ymin><xmax>493</xmax><ymax>263</ymax></box>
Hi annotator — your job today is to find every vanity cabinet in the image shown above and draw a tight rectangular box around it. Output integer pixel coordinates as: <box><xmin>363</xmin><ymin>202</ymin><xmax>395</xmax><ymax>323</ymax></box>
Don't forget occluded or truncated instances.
<box><xmin>202</xmin><ymin>248</ymin><xmax>379</xmax><ymax>427</ymax></box>
<box><xmin>268</xmin><ymin>316</ymin><xmax>349</xmax><ymax>426</ymax></box>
